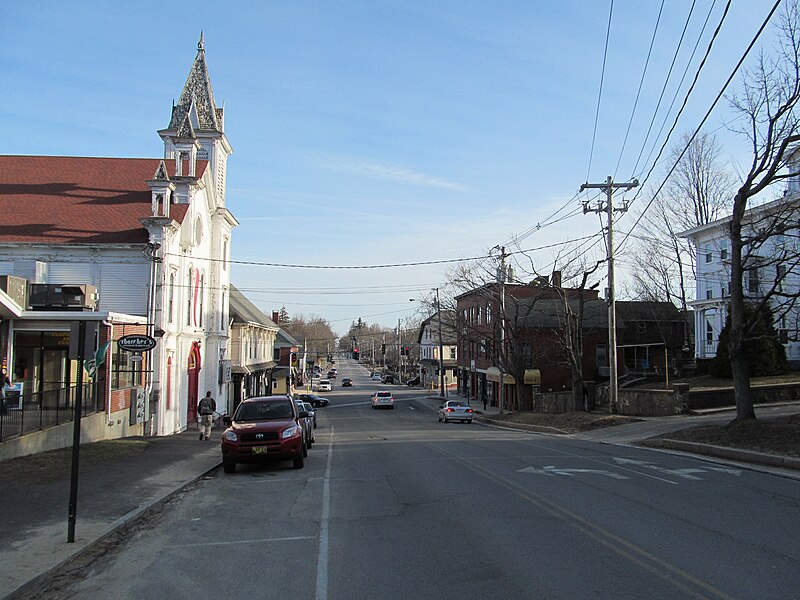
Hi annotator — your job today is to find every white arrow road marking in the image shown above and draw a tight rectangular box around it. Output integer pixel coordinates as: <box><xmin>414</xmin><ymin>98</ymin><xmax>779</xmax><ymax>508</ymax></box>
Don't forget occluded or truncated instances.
<box><xmin>612</xmin><ymin>458</ymin><xmax>741</xmax><ymax>480</ymax></box>
<box><xmin>518</xmin><ymin>465</ymin><xmax>629</xmax><ymax>479</ymax></box>
<box><xmin>706</xmin><ymin>466</ymin><xmax>742</xmax><ymax>476</ymax></box>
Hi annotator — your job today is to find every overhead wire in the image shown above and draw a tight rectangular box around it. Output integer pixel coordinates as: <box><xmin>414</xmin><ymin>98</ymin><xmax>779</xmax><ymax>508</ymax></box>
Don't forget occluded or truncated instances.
<box><xmin>634</xmin><ymin>0</ymin><xmax>720</xmax><ymax>181</ymax></box>
<box><xmin>629</xmin><ymin>0</ymin><xmax>699</xmax><ymax>179</ymax></box>
<box><xmin>587</xmin><ymin>0</ymin><xmax>615</xmax><ymax>182</ymax></box>
<box><xmin>613</xmin><ymin>0</ymin><xmax>665</xmax><ymax>179</ymax></box>
<box><xmin>617</xmin><ymin>0</ymin><xmax>782</xmax><ymax>254</ymax></box>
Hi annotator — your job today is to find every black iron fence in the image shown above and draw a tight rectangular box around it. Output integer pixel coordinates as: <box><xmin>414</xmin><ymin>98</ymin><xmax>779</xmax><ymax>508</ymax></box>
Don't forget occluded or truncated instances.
<box><xmin>0</xmin><ymin>384</ymin><xmax>101</xmax><ymax>443</ymax></box>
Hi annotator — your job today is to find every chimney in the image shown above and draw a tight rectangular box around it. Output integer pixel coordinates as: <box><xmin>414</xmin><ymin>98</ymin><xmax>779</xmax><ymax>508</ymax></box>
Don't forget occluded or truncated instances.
<box><xmin>552</xmin><ymin>270</ymin><xmax>562</xmax><ymax>288</ymax></box>
<box><xmin>272</xmin><ymin>311</ymin><xmax>280</xmax><ymax>323</ymax></box>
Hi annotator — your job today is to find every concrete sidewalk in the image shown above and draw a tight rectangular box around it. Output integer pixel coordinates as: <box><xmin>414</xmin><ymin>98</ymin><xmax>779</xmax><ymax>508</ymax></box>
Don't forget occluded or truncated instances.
<box><xmin>0</xmin><ymin>429</ymin><xmax>221</xmax><ymax>599</ymax></box>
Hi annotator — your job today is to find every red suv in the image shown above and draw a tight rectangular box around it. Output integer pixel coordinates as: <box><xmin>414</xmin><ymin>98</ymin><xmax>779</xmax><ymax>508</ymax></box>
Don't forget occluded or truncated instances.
<box><xmin>221</xmin><ymin>396</ymin><xmax>308</xmax><ymax>472</ymax></box>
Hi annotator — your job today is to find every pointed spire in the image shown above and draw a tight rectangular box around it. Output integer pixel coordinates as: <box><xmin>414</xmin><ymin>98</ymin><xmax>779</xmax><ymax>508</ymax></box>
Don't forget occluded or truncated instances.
<box><xmin>167</xmin><ymin>34</ymin><xmax>221</xmax><ymax>132</ymax></box>
<box><xmin>175</xmin><ymin>113</ymin><xmax>196</xmax><ymax>139</ymax></box>
<box><xmin>153</xmin><ymin>160</ymin><xmax>170</xmax><ymax>181</ymax></box>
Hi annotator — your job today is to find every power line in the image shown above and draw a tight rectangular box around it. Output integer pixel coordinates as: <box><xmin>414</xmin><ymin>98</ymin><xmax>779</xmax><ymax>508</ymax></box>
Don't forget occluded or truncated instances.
<box><xmin>635</xmin><ymin>0</ymin><xmax>720</xmax><ymax>181</ymax></box>
<box><xmin>618</xmin><ymin>0</ymin><xmax>782</xmax><ymax>253</ymax></box>
<box><xmin>614</xmin><ymin>0</ymin><xmax>665</xmax><ymax>178</ymax></box>
<box><xmin>587</xmin><ymin>0</ymin><xmax>615</xmax><ymax>181</ymax></box>
<box><xmin>630</xmin><ymin>0</ymin><xmax>699</xmax><ymax>179</ymax></box>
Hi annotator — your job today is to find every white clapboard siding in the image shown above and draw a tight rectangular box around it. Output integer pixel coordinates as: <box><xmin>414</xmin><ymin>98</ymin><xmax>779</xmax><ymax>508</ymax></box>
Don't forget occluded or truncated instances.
<box><xmin>99</xmin><ymin>263</ymin><xmax>150</xmax><ymax>315</ymax></box>
<box><xmin>48</xmin><ymin>262</ymin><xmax>94</xmax><ymax>285</ymax></box>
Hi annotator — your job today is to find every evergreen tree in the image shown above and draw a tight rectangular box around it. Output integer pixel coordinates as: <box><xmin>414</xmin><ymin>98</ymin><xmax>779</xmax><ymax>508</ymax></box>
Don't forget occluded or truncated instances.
<box><xmin>710</xmin><ymin>303</ymin><xmax>787</xmax><ymax>378</ymax></box>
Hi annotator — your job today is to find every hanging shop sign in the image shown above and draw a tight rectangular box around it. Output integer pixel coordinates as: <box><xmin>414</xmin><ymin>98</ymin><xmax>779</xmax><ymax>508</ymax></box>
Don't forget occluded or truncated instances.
<box><xmin>118</xmin><ymin>334</ymin><xmax>157</xmax><ymax>353</ymax></box>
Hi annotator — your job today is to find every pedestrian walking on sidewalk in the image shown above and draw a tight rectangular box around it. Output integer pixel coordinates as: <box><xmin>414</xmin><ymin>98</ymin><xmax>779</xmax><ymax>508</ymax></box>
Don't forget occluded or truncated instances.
<box><xmin>198</xmin><ymin>391</ymin><xmax>216</xmax><ymax>441</ymax></box>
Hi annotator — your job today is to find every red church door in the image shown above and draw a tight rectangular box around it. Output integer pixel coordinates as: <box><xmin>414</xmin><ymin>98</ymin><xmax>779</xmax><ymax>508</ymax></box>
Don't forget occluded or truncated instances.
<box><xmin>187</xmin><ymin>342</ymin><xmax>202</xmax><ymax>423</ymax></box>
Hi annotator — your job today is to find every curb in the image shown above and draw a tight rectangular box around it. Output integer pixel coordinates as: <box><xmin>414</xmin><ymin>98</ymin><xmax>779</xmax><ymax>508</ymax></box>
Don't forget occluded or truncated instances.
<box><xmin>474</xmin><ymin>415</ymin><xmax>571</xmax><ymax>435</ymax></box>
<box><xmin>5</xmin><ymin>462</ymin><xmax>222</xmax><ymax>600</ymax></box>
<box><xmin>638</xmin><ymin>439</ymin><xmax>800</xmax><ymax>470</ymax></box>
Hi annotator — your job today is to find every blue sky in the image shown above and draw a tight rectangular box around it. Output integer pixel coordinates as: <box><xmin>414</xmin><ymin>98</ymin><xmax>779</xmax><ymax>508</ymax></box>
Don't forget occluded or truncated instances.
<box><xmin>1</xmin><ymin>1</ymin><xmax>782</xmax><ymax>334</ymax></box>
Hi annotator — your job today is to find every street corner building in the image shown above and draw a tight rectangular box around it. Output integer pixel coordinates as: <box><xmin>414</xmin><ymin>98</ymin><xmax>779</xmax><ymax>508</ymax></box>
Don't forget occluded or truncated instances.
<box><xmin>0</xmin><ymin>36</ymin><xmax>238</xmax><ymax>456</ymax></box>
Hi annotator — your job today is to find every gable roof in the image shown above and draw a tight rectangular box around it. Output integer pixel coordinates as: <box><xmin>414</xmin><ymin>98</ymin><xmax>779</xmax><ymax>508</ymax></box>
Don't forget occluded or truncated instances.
<box><xmin>229</xmin><ymin>285</ymin><xmax>278</xmax><ymax>329</ymax></box>
<box><xmin>0</xmin><ymin>155</ymin><xmax>202</xmax><ymax>244</ymax></box>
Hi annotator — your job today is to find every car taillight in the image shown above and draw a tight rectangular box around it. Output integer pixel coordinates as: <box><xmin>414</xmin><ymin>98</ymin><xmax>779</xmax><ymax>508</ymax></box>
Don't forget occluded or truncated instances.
<box><xmin>447</xmin><ymin>408</ymin><xmax>454</xmax><ymax>412</ymax></box>
<box><xmin>467</xmin><ymin>408</ymin><xmax>473</xmax><ymax>413</ymax></box>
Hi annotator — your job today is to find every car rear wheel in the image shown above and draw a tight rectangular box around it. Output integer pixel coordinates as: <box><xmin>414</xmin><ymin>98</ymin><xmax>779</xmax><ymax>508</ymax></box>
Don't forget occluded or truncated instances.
<box><xmin>223</xmin><ymin>461</ymin><xmax>236</xmax><ymax>474</ymax></box>
<box><xmin>438</xmin><ymin>414</ymin><xmax>442</xmax><ymax>422</ymax></box>
<box><xmin>467</xmin><ymin>419</ymin><xmax>473</xmax><ymax>424</ymax></box>
<box><xmin>293</xmin><ymin>454</ymin><xmax>305</xmax><ymax>469</ymax></box>
<box><xmin>302</xmin><ymin>443</ymin><xmax>308</xmax><ymax>458</ymax></box>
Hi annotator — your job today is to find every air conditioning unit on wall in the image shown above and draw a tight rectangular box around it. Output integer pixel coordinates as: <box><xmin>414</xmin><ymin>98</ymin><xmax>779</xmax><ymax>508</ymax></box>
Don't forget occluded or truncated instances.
<box><xmin>28</xmin><ymin>284</ymin><xmax>99</xmax><ymax>311</ymax></box>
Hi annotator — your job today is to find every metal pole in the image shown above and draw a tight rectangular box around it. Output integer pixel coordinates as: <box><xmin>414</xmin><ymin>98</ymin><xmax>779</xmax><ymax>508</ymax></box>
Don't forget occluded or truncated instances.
<box><xmin>67</xmin><ymin>321</ymin><xmax>86</xmax><ymax>543</ymax></box>
<box><xmin>435</xmin><ymin>288</ymin><xmax>446</xmax><ymax>397</ymax></box>
<box><xmin>498</xmin><ymin>247</ymin><xmax>506</xmax><ymax>413</ymax></box>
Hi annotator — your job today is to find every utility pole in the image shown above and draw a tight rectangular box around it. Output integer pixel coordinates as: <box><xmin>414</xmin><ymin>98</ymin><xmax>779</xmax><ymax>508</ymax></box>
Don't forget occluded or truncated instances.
<box><xmin>580</xmin><ymin>176</ymin><xmax>638</xmax><ymax>413</ymax></box>
<box><xmin>496</xmin><ymin>246</ymin><xmax>508</xmax><ymax>413</ymax></box>
<box><xmin>435</xmin><ymin>288</ymin><xmax>446</xmax><ymax>398</ymax></box>
<box><xmin>397</xmin><ymin>319</ymin><xmax>402</xmax><ymax>377</ymax></box>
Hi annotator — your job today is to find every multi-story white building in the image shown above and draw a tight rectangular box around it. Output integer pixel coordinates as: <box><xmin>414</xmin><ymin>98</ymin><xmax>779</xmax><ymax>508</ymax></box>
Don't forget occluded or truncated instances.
<box><xmin>681</xmin><ymin>196</ymin><xmax>800</xmax><ymax>364</ymax></box>
<box><xmin>0</xmin><ymin>36</ymin><xmax>237</xmax><ymax>439</ymax></box>
<box><xmin>416</xmin><ymin>312</ymin><xmax>458</xmax><ymax>390</ymax></box>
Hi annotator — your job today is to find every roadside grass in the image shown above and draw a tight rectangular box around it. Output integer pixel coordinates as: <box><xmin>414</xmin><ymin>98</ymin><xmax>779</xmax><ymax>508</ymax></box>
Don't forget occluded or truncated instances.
<box><xmin>627</xmin><ymin>371</ymin><xmax>800</xmax><ymax>390</ymax></box>
<box><xmin>484</xmin><ymin>408</ymin><xmax>800</xmax><ymax>460</ymax></box>
<box><xmin>648</xmin><ymin>414</ymin><xmax>800</xmax><ymax>458</ymax></box>
<box><xmin>487</xmin><ymin>411</ymin><xmax>642</xmax><ymax>434</ymax></box>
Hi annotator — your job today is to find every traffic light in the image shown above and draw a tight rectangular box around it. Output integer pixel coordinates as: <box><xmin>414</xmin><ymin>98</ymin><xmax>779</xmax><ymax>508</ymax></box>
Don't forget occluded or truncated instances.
<box><xmin>405</xmin><ymin>345</ymin><xmax>410</xmax><ymax>355</ymax></box>
<box><xmin>381</xmin><ymin>344</ymin><xmax>386</xmax><ymax>354</ymax></box>
<box><xmin>353</xmin><ymin>348</ymin><xmax>359</xmax><ymax>360</ymax></box>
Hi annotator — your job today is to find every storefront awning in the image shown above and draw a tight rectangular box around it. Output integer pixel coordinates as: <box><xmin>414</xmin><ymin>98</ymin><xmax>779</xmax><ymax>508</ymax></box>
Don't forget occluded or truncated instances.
<box><xmin>486</xmin><ymin>367</ymin><xmax>540</xmax><ymax>385</ymax></box>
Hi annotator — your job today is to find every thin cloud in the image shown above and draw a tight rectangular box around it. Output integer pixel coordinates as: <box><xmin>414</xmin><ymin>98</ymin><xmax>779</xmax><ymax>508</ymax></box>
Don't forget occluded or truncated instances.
<box><xmin>320</xmin><ymin>156</ymin><xmax>472</xmax><ymax>192</ymax></box>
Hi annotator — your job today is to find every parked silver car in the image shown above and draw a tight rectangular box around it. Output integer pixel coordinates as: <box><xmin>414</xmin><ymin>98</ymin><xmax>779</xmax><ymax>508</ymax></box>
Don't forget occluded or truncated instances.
<box><xmin>294</xmin><ymin>400</ymin><xmax>315</xmax><ymax>447</ymax></box>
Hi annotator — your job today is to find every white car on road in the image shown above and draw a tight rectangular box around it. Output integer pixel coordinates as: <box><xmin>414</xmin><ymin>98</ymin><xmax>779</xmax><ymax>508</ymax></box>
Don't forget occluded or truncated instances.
<box><xmin>371</xmin><ymin>391</ymin><xmax>394</xmax><ymax>409</ymax></box>
<box><xmin>317</xmin><ymin>379</ymin><xmax>332</xmax><ymax>392</ymax></box>
<box><xmin>438</xmin><ymin>400</ymin><xmax>474</xmax><ymax>423</ymax></box>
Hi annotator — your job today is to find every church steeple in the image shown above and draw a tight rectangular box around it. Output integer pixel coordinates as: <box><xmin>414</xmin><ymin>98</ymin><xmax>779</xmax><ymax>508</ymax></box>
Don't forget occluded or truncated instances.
<box><xmin>158</xmin><ymin>35</ymin><xmax>232</xmax><ymax>204</ymax></box>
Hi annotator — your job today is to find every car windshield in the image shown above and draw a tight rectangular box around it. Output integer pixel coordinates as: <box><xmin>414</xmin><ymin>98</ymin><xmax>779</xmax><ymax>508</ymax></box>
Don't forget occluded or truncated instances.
<box><xmin>447</xmin><ymin>402</ymin><xmax>465</xmax><ymax>407</ymax></box>
<box><xmin>235</xmin><ymin>400</ymin><xmax>294</xmax><ymax>421</ymax></box>
<box><xmin>377</xmin><ymin>392</ymin><xmax>392</xmax><ymax>397</ymax></box>
<box><xmin>303</xmin><ymin>403</ymin><xmax>313</xmax><ymax>411</ymax></box>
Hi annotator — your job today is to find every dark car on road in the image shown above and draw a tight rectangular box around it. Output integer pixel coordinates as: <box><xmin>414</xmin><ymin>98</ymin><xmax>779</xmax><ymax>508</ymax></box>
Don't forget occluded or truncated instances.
<box><xmin>220</xmin><ymin>396</ymin><xmax>308</xmax><ymax>472</ymax></box>
<box><xmin>341</xmin><ymin>377</ymin><xmax>353</xmax><ymax>387</ymax></box>
<box><xmin>296</xmin><ymin>393</ymin><xmax>330</xmax><ymax>408</ymax></box>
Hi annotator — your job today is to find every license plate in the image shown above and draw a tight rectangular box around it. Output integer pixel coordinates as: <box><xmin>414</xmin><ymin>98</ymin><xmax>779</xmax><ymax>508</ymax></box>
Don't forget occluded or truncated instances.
<box><xmin>252</xmin><ymin>447</ymin><xmax>269</xmax><ymax>454</ymax></box>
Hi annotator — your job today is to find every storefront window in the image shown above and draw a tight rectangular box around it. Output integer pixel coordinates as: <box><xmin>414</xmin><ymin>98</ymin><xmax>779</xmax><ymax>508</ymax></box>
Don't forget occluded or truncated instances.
<box><xmin>111</xmin><ymin>344</ymin><xmax>143</xmax><ymax>389</ymax></box>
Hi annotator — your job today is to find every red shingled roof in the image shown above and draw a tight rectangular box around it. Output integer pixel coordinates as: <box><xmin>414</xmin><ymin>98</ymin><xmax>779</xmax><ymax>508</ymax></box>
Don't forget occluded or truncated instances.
<box><xmin>0</xmin><ymin>156</ymin><xmax>203</xmax><ymax>244</ymax></box>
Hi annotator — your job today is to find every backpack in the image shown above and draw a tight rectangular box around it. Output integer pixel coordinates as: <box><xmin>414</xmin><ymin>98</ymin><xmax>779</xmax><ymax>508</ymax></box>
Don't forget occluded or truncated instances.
<box><xmin>199</xmin><ymin>397</ymin><xmax>214</xmax><ymax>415</ymax></box>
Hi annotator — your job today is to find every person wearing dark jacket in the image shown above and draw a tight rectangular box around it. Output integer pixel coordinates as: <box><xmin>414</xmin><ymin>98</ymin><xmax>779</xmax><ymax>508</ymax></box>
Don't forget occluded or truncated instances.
<box><xmin>197</xmin><ymin>391</ymin><xmax>217</xmax><ymax>441</ymax></box>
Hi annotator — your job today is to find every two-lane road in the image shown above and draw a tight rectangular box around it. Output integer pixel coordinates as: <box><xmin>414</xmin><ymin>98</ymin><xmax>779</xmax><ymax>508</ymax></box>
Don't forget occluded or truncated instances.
<box><xmin>59</xmin><ymin>359</ymin><xmax>800</xmax><ymax>599</ymax></box>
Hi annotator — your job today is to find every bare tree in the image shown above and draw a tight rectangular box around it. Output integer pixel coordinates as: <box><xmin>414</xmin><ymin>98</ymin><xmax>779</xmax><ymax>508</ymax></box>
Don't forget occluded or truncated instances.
<box><xmin>725</xmin><ymin>1</ymin><xmax>800</xmax><ymax>421</ymax></box>
<box><xmin>631</xmin><ymin>132</ymin><xmax>735</xmax><ymax>310</ymax></box>
<box><xmin>284</xmin><ymin>314</ymin><xmax>337</xmax><ymax>358</ymax></box>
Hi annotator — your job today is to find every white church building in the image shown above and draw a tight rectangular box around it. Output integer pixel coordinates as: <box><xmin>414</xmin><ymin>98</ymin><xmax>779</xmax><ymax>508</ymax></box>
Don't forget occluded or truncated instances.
<box><xmin>0</xmin><ymin>35</ymin><xmax>237</xmax><ymax>442</ymax></box>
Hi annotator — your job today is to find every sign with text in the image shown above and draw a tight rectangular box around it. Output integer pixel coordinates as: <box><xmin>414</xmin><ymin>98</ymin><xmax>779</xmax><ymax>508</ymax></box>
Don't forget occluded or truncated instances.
<box><xmin>117</xmin><ymin>335</ymin><xmax>157</xmax><ymax>353</ymax></box>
